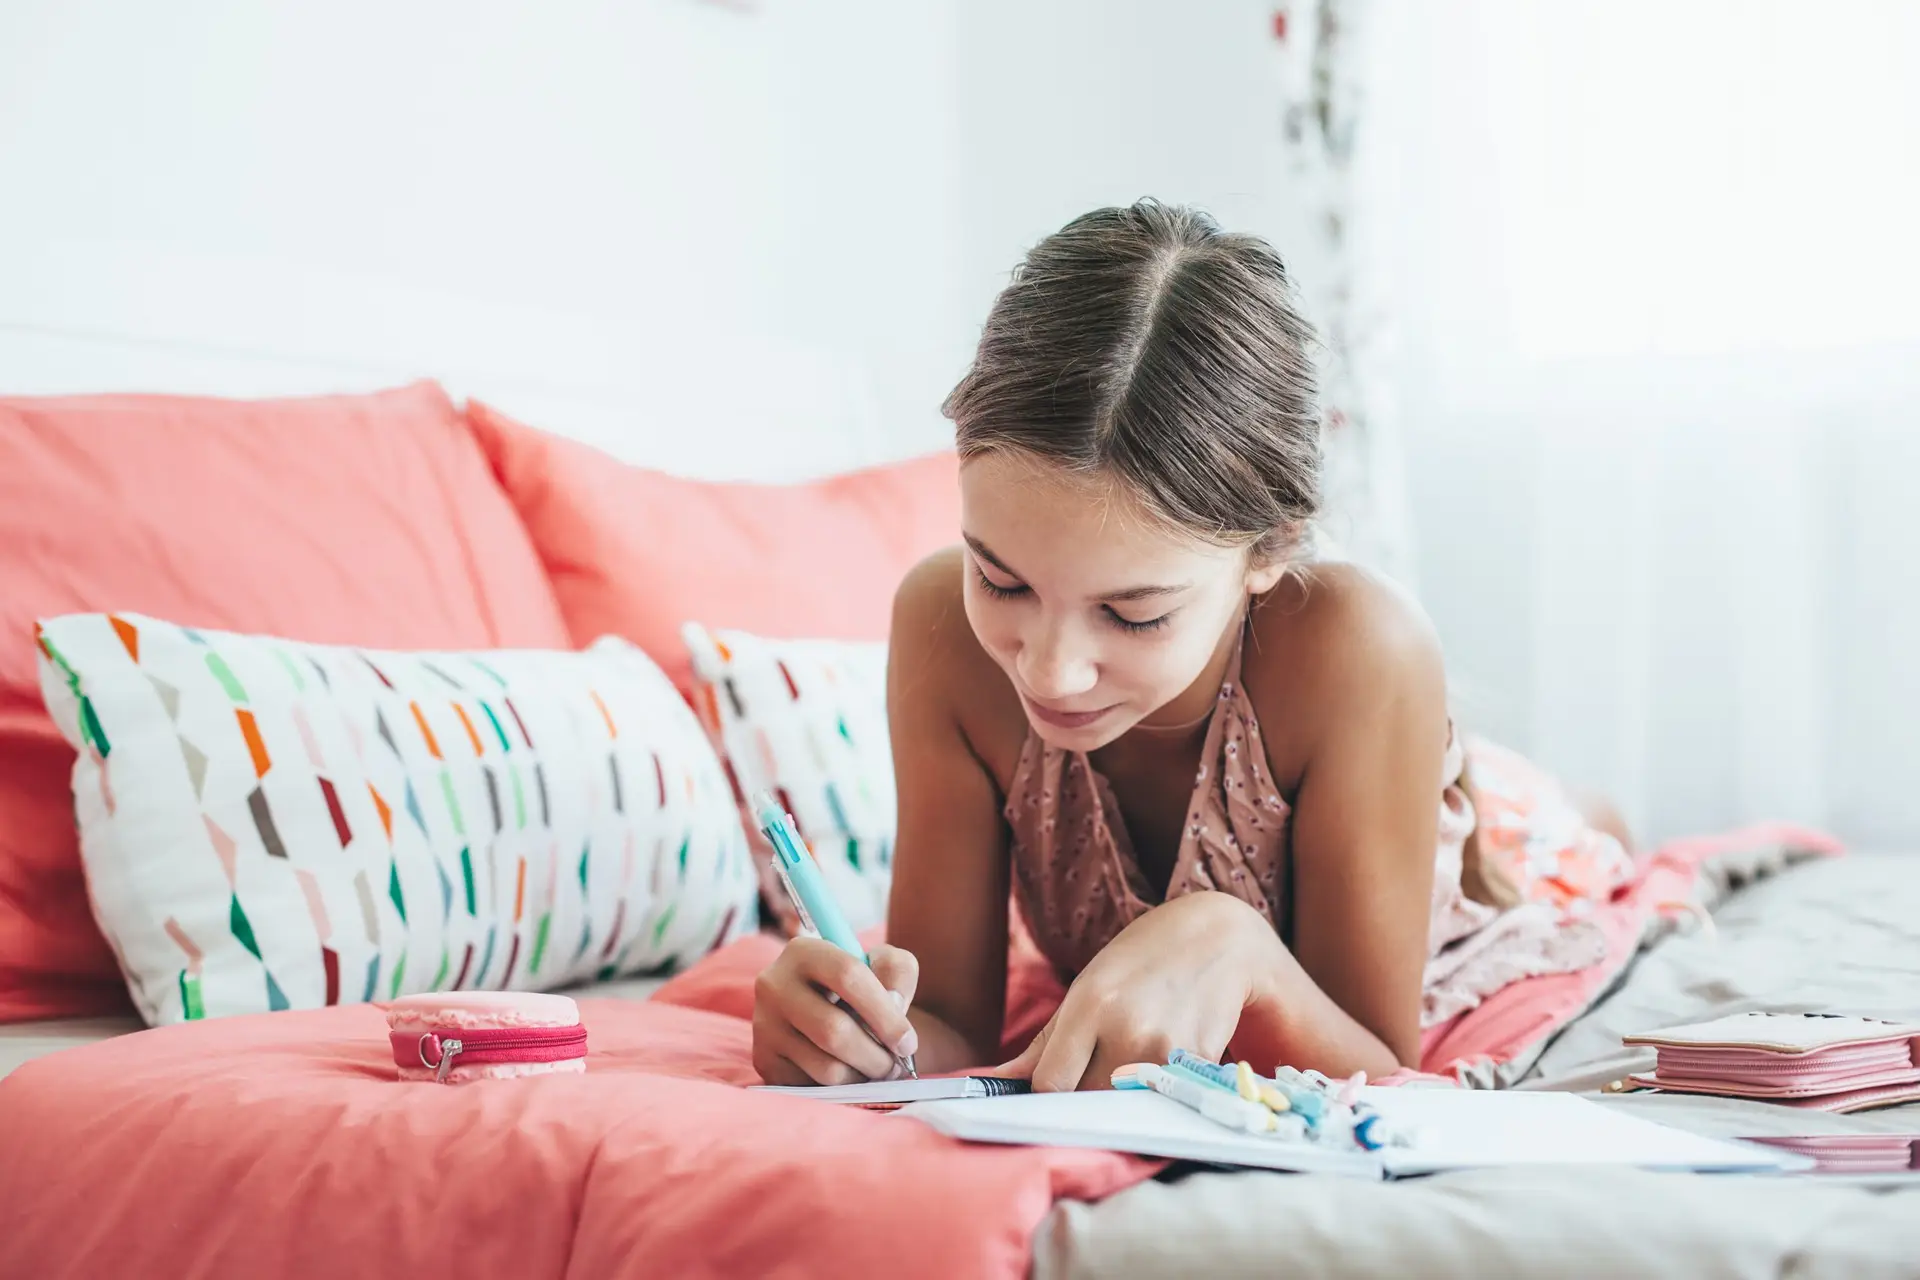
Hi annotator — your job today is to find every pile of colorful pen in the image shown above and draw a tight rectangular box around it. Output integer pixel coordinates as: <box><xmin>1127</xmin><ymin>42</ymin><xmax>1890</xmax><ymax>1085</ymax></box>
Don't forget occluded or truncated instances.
<box><xmin>1112</xmin><ymin>1050</ymin><xmax>1414</xmax><ymax>1152</ymax></box>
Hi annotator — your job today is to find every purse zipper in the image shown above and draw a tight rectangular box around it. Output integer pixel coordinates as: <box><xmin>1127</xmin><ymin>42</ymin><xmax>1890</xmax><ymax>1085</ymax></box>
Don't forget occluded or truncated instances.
<box><xmin>1634</xmin><ymin>1066</ymin><xmax>1920</xmax><ymax>1098</ymax></box>
<box><xmin>396</xmin><ymin>1024</ymin><xmax>589</xmax><ymax>1081</ymax></box>
<box><xmin>1655</xmin><ymin>1044</ymin><xmax>1914</xmax><ymax>1079</ymax></box>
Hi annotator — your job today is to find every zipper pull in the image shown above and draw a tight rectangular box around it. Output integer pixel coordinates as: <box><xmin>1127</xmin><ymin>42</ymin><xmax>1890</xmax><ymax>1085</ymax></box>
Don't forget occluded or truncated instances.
<box><xmin>434</xmin><ymin>1036</ymin><xmax>464</xmax><ymax>1083</ymax></box>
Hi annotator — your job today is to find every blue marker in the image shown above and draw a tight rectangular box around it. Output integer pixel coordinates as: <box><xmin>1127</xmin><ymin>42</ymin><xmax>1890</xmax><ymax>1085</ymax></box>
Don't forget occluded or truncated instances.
<box><xmin>1167</xmin><ymin>1050</ymin><xmax>1240</xmax><ymax>1091</ymax></box>
<box><xmin>754</xmin><ymin>792</ymin><xmax>916</xmax><ymax>1079</ymax></box>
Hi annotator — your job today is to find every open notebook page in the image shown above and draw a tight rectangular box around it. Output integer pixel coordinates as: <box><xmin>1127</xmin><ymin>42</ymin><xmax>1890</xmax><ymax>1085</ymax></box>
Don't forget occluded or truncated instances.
<box><xmin>903</xmin><ymin>1087</ymin><xmax>1800</xmax><ymax>1179</ymax></box>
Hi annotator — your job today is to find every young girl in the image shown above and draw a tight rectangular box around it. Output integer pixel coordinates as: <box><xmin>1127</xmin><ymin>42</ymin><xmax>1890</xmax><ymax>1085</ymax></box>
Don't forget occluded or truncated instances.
<box><xmin>752</xmin><ymin>200</ymin><xmax>1633</xmax><ymax>1092</ymax></box>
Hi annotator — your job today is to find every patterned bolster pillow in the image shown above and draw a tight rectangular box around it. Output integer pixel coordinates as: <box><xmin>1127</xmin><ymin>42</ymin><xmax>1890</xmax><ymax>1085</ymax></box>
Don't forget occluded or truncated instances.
<box><xmin>682</xmin><ymin>623</ymin><xmax>896</xmax><ymax>938</ymax></box>
<box><xmin>35</xmin><ymin>613</ymin><xmax>757</xmax><ymax>1025</ymax></box>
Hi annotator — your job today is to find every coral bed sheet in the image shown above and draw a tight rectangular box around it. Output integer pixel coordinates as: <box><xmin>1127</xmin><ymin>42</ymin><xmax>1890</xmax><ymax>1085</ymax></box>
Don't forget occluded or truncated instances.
<box><xmin>0</xmin><ymin>1000</ymin><xmax>1145</xmax><ymax>1280</ymax></box>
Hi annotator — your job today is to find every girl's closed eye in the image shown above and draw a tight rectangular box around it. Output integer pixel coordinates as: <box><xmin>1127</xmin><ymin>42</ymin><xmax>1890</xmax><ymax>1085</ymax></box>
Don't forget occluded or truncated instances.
<box><xmin>973</xmin><ymin>562</ymin><xmax>1173</xmax><ymax>632</ymax></box>
<box><xmin>973</xmin><ymin>566</ymin><xmax>1029</xmax><ymax>599</ymax></box>
<box><xmin>1104</xmin><ymin>606</ymin><xmax>1173</xmax><ymax>634</ymax></box>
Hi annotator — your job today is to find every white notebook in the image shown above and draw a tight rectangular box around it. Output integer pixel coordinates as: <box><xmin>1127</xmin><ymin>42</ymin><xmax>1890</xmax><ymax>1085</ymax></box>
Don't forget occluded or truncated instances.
<box><xmin>902</xmin><ymin>1086</ymin><xmax>1804</xmax><ymax>1180</ymax></box>
<box><xmin>752</xmin><ymin>1076</ymin><xmax>1031</xmax><ymax>1107</ymax></box>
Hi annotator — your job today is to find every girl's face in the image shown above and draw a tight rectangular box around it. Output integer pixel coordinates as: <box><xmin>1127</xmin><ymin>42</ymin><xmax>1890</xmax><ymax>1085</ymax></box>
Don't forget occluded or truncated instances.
<box><xmin>959</xmin><ymin>452</ymin><xmax>1286</xmax><ymax>751</ymax></box>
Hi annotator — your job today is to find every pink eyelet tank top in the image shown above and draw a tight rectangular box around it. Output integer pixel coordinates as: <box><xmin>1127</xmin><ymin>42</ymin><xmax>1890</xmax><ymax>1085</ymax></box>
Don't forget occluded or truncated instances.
<box><xmin>1000</xmin><ymin>624</ymin><xmax>1600</xmax><ymax>1025</ymax></box>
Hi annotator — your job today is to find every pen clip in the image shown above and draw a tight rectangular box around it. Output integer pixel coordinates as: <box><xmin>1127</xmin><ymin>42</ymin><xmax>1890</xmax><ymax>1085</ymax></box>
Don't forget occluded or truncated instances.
<box><xmin>756</xmin><ymin>796</ymin><xmax>823</xmax><ymax>937</ymax></box>
<box><xmin>771</xmin><ymin>853</ymin><xmax>823</xmax><ymax>939</ymax></box>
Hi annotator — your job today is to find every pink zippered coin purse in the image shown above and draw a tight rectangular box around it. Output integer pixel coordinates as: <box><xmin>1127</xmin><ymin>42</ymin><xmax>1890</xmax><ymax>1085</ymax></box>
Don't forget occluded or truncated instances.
<box><xmin>388</xmin><ymin>992</ymin><xmax>588</xmax><ymax>1083</ymax></box>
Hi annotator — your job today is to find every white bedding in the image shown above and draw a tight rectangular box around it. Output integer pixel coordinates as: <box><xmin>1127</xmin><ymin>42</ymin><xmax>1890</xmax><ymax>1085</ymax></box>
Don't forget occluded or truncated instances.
<box><xmin>0</xmin><ymin>1013</ymin><xmax>144</xmax><ymax>1080</ymax></box>
<box><xmin>1036</xmin><ymin>854</ymin><xmax>1920</xmax><ymax>1280</ymax></box>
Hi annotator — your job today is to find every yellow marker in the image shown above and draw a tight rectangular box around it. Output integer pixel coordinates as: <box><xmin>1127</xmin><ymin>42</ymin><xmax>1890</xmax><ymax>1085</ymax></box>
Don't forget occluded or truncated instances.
<box><xmin>1232</xmin><ymin>1060</ymin><xmax>1293</xmax><ymax>1113</ymax></box>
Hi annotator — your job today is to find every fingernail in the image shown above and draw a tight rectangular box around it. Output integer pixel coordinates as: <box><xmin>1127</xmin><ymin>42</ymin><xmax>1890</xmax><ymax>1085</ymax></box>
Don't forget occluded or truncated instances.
<box><xmin>891</xmin><ymin>990</ymin><xmax>908</xmax><ymax>1012</ymax></box>
<box><xmin>896</xmin><ymin>1027</ymin><xmax>919</xmax><ymax>1058</ymax></box>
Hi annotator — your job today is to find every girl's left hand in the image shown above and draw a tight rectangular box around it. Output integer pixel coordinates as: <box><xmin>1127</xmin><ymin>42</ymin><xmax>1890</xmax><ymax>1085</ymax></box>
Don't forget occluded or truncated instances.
<box><xmin>994</xmin><ymin>891</ymin><xmax>1284</xmax><ymax>1092</ymax></box>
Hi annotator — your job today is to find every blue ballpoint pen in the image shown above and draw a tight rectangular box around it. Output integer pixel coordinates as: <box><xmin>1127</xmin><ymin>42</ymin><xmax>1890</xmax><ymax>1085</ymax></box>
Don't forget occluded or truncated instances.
<box><xmin>753</xmin><ymin>792</ymin><xmax>918</xmax><ymax>1079</ymax></box>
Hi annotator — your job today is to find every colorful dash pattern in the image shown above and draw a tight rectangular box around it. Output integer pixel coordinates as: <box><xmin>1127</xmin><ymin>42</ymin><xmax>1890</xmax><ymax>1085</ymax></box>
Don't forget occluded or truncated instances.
<box><xmin>36</xmin><ymin>615</ymin><xmax>757</xmax><ymax>1025</ymax></box>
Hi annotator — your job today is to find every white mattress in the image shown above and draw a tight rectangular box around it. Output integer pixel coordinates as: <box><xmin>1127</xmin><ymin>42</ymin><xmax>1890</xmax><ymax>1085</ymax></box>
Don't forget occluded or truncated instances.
<box><xmin>1035</xmin><ymin>854</ymin><xmax>1920</xmax><ymax>1280</ymax></box>
<box><xmin>0</xmin><ymin>1013</ymin><xmax>145</xmax><ymax>1080</ymax></box>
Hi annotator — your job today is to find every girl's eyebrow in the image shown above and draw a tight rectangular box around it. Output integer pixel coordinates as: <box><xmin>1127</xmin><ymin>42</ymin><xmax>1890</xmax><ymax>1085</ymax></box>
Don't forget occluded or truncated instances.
<box><xmin>1099</xmin><ymin>582</ymin><xmax>1191</xmax><ymax>603</ymax></box>
<box><xmin>963</xmin><ymin>533</ymin><xmax>1021</xmax><ymax>578</ymax></box>
<box><xmin>963</xmin><ymin>534</ymin><xmax>1189</xmax><ymax>603</ymax></box>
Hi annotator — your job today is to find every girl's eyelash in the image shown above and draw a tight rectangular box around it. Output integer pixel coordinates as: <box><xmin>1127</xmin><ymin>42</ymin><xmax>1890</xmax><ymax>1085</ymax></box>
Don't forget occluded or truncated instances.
<box><xmin>973</xmin><ymin>565</ymin><xmax>1171</xmax><ymax>634</ymax></box>
<box><xmin>973</xmin><ymin>567</ymin><xmax>1029</xmax><ymax>599</ymax></box>
<box><xmin>1105</xmin><ymin>607</ymin><xmax>1172</xmax><ymax>634</ymax></box>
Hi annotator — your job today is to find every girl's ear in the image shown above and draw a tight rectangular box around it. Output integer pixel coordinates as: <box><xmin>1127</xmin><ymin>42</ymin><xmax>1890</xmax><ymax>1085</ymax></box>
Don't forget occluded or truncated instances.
<box><xmin>1245</xmin><ymin>551</ymin><xmax>1290</xmax><ymax>596</ymax></box>
<box><xmin>1244</xmin><ymin>524</ymin><xmax>1304</xmax><ymax>596</ymax></box>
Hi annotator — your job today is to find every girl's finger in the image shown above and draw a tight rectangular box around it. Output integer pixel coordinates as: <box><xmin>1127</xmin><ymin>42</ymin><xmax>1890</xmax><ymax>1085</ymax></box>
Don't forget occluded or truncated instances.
<box><xmin>761</xmin><ymin>961</ymin><xmax>898</xmax><ymax>1080</ymax></box>
<box><xmin>791</xmin><ymin>938</ymin><xmax>916</xmax><ymax>1056</ymax></box>
<box><xmin>1029</xmin><ymin>1008</ymin><xmax>1101</xmax><ymax>1094</ymax></box>
<box><xmin>992</xmin><ymin>1008</ymin><xmax>1058</xmax><ymax>1077</ymax></box>
<box><xmin>866</xmin><ymin>945</ymin><xmax>920</xmax><ymax>1009</ymax></box>
<box><xmin>770</xmin><ymin>1022</ymin><xmax>867</xmax><ymax>1087</ymax></box>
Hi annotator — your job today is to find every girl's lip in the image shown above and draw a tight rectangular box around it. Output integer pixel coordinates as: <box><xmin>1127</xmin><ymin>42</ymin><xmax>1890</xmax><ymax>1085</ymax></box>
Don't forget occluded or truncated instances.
<box><xmin>1023</xmin><ymin>697</ymin><xmax>1117</xmax><ymax>730</ymax></box>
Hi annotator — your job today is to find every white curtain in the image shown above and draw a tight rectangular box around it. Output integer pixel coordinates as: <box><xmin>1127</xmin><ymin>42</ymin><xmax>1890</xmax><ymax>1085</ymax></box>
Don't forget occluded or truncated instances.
<box><xmin>1364</xmin><ymin>0</ymin><xmax>1920</xmax><ymax>847</ymax></box>
<box><xmin>1270</xmin><ymin>0</ymin><xmax>1421</xmax><ymax>591</ymax></box>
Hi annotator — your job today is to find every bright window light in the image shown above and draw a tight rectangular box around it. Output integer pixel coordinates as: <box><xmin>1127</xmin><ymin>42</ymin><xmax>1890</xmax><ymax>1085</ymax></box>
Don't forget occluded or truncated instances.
<box><xmin>1475</xmin><ymin>0</ymin><xmax>1920</xmax><ymax>358</ymax></box>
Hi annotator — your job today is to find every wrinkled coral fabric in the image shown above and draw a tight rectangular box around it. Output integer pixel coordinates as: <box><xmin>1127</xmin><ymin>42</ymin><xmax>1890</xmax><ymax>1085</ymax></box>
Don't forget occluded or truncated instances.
<box><xmin>0</xmin><ymin>997</ymin><xmax>1145</xmax><ymax>1280</ymax></box>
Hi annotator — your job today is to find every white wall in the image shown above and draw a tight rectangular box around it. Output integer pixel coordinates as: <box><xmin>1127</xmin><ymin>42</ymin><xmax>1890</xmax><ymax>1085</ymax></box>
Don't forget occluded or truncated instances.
<box><xmin>953</xmin><ymin>0</ymin><xmax>1305</xmax><ymax>317</ymax></box>
<box><xmin>0</xmin><ymin>0</ymin><xmax>959</xmax><ymax>477</ymax></box>
<box><xmin>0</xmin><ymin>0</ymin><xmax>1304</xmax><ymax>481</ymax></box>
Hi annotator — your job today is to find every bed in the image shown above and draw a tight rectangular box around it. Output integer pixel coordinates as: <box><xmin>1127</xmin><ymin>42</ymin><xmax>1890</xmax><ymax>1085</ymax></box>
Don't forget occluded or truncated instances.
<box><xmin>5</xmin><ymin>853</ymin><xmax>1917</xmax><ymax>1278</ymax></box>
<box><xmin>3</xmin><ymin>294</ymin><xmax>1917</xmax><ymax>1280</ymax></box>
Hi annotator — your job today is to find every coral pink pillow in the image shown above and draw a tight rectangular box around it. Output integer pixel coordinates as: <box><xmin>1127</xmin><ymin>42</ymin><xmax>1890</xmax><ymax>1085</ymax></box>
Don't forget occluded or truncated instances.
<box><xmin>465</xmin><ymin>401</ymin><xmax>959</xmax><ymax>690</ymax></box>
<box><xmin>0</xmin><ymin>382</ymin><xmax>571</xmax><ymax>1022</ymax></box>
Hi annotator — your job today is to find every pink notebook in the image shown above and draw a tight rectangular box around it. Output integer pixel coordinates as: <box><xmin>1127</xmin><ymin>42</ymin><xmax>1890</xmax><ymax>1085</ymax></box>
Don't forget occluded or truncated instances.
<box><xmin>1624</xmin><ymin>1013</ymin><xmax>1920</xmax><ymax>1112</ymax></box>
<box><xmin>1744</xmin><ymin>1134</ymin><xmax>1920</xmax><ymax>1175</ymax></box>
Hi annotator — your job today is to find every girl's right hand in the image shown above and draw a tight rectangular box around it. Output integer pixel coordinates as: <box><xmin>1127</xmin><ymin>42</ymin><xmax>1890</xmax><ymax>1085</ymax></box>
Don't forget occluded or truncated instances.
<box><xmin>751</xmin><ymin>937</ymin><xmax>920</xmax><ymax>1086</ymax></box>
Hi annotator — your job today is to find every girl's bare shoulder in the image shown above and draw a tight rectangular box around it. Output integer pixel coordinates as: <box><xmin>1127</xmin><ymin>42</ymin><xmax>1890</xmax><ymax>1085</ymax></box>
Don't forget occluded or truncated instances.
<box><xmin>1243</xmin><ymin>561</ymin><xmax>1446</xmax><ymax>769</ymax></box>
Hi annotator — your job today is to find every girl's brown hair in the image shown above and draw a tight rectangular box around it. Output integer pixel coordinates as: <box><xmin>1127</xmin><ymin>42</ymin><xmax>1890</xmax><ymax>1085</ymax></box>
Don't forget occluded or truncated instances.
<box><xmin>946</xmin><ymin>200</ymin><xmax>1520</xmax><ymax>910</ymax></box>
<box><xmin>944</xmin><ymin>199</ymin><xmax>1322</xmax><ymax>563</ymax></box>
